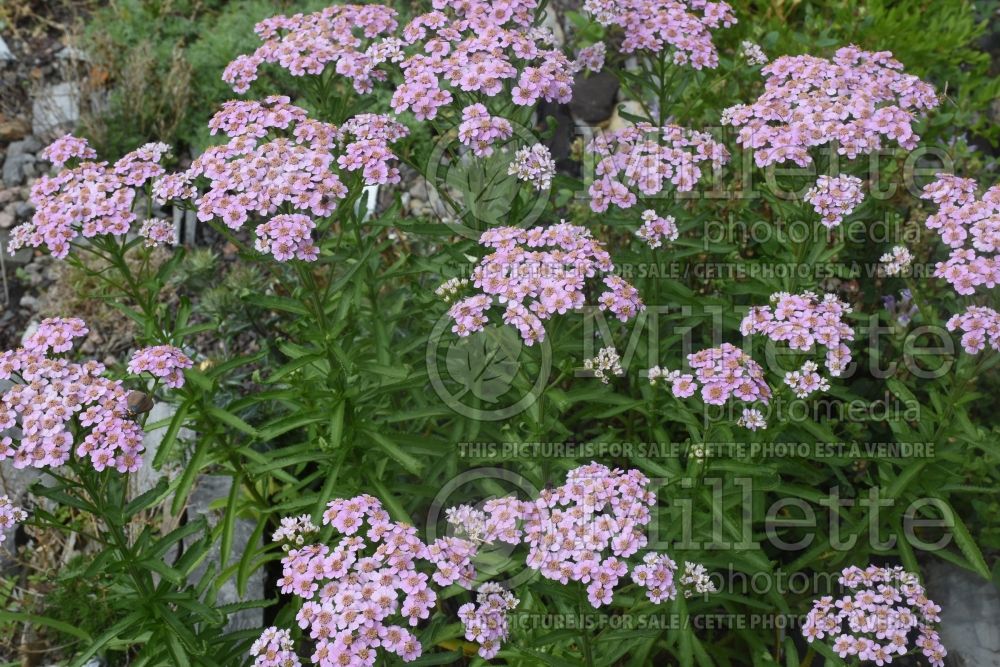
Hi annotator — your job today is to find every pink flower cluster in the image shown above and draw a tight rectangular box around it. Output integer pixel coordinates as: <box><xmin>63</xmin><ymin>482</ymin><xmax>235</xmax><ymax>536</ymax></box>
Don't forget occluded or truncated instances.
<box><xmin>649</xmin><ymin>343</ymin><xmax>772</xmax><ymax>409</ymax></box>
<box><xmin>783</xmin><ymin>360</ymin><xmax>830</xmax><ymax>399</ymax></box>
<box><xmin>584</xmin><ymin>0</ymin><xmax>736</xmax><ymax>68</ymax></box>
<box><xmin>127</xmin><ymin>345</ymin><xmax>192</xmax><ymax>389</ymax></box>
<box><xmin>251</xmin><ymin>627</ymin><xmax>301</xmax><ymax>667</ymax></box>
<box><xmin>920</xmin><ymin>174</ymin><xmax>999</xmax><ymax>296</ymax></box>
<box><xmin>339</xmin><ymin>114</ymin><xmax>409</xmax><ymax>185</ymax></box>
<box><xmin>805</xmin><ymin>175</ymin><xmax>865</xmax><ymax>228</ymax></box>
<box><xmin>393</xmin><ymin>4</ymin><xmax>574</xmax><ymax>120</ymax></box>
<box><xmin>259</xmin><ymin>464</ymin><xmax>709</xmax><ymax>663</ymax></box>
<box><xmin>636</xmin><ymin>210</ymin><xmax>679</xmax><ymax>248</ymax></box>
<box><xmin>722</xmin><ymin>46</ymin><xmax>939</xmax><ymax>168</ymax></box>
<box><xmin>10</xmin><ymin>137</ymin><xmax>170</xmax><ymax>258</ymax></box>
<box><xmin>449</xmin><ymin>223</ymin><xmax>644</xmax><ymax>345</ymax></box>
<box><xmin>255</xmin><ymin>214</ymin><xmax>319</xmax><ymax>262</ymax></box>
<box><xmin>272</xmin><ymin>514</ymin><xmax>319</xmax><ymax>548</ymax></box>
<box><xmin>522</xmin><ymin>463</ymin><xmax>655</xmax><ymax>608</ymax></box>
<box><xmin>946</xmin><ymin>306</ymin><xmax>1000</xmax><ymax>355</ymax></box>
<box><xmin>587</xmin><ymin>123</ymin><xmax>729</xmax><ymax>212</ymax></box>
<box><xmin>40</xmin><ymin>134</ymin><xmax>97</xmax><ymax>167</ymax></box>
<box><xmin>457</xmin><ymin>103</ymin><xmax>513</xmax><ymax>157</ymax></box>
<box><xmin>153</xmin><ymin>99</ymin><xmax>406</xmax><ymax>262</ymax></box>
<box><xmin>458</xmin><ymin>583</ymin><xmax>519</xmax><ymax>659</ymax></box>
<box><xmin>917</xmin><ymin>174</ymin><xmax>1000</xmax><ymax>354</ymax></box>
<box><xmin>0</xmin><ymin>318</ymin><xmax>145</xmax><ymax>472</ymax></box>
<box><xmin>222</xmin><ymin>4</ymin><xmax>400</xmax><ymax>94</ymax></box>
<box><xmin>508</xmin><ymin>143</ymin><xmax>557</xmax><ymax>191</ymax></box>
<box><xmin>0</xmin><ymin>495</ymin><xmax>28</xmax><ymax>544</ymax></box>
<box><xmin>741</xmin><ymin>291</ymin><xmax>854</xmax><ymax>377</ymax></box>
<box><xmin>275</xmin><ymin>494</ymin><xmax>432</xmax><ymax>664</ymax></box>
<box><xmin>631</xmin><ymin>552</ymin><xmax>677</xmax><ymax>603</ymax></box>
<box><xmin>139</xmin><ymin>219</ymin><xmax>176</xmax><ymax>248</ymax></box>
<box><xmin>804</xmin><ymin>565</ymin><xmax>946</xmax><ymax>667</ymax></box>
<box><xmin>574</xmin><ymin>42</ymin><xmax>606</xmax><ymax>73</ymax></box>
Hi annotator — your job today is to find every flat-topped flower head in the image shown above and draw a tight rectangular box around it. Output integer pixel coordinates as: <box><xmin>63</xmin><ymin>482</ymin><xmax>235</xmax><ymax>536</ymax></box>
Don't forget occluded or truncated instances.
<box><xmin>575</xmin><ymin>42</ymin><xmax>607</xmax><ymax>73</ymax></box>
<box><xmin>583</xmin><ymin>347</ymin><xmax>623</xmax><ymax>384</ymax></box>
<box><xmin>920</xmin><ymin>173</ymin><xmax>999</xmax><ymax>297</ymax></box>
<box><xmin>127</xmin><ymin>345</ymin><xmax>193</xmax><ymax>389</ymax></box>
<box><xmin>650</xmin><ymin>343</ymin><xmax>772</xmax><ymax>415</ymax></box>
<box><xmin>151</xmin><ymin>99</ymin><xmax>406</xmax><ymax>263</ymax></box>
<box><xmin>805</xmin><ymin>175</ymin><xmax>865</xmax><ymax>228</ymax></box>
<box><xmin>636</xmin><ymin>210</ymin><xmax>679</xmax><ymax>248</ymax></box>
<box><xmin>267</xmin><ymin>494</ymin><xmax>435</xmax><ymax>664</ymax></box>
<box><xmin>458</xmin><ymin>583</ymin><xmax>519</xmax><ymax>659</ymax></box>
<box><xmin>917</xmin><ymin>174</ymin><xmax>1000</xmax><ymax>354</ymax></box>
<box><xmin>584</xmin><ymin>0</ymin><xmax>736</xmax><ymax>68</ymax></box>
<box><xmin>449</xmin><ymin>223</ymin><xmax>643</xmax><ymax>345</ymax></box>
<box><xmin>508</xmin><ymin>143</ymin><xmax>556</xmax><ymax>191</ymax></box>
<box><xmin>9</xmin><ymin>137</ymin><xmax>170</xmax><ymax>259</ymax></box>
<box><xmin>741</xmin><ymin>291</ymin><xmax>854</xmax><ymax>378</ymax></box>
<box><xmin>458</xmin><ymin>103</ymin><xmax>513</xmax><ymax>157</ymax></box>
<box><xmin>804</xmin><ymin>565</ymin><xmax>946</xmax><ymax>667</ymax></box>
<box><xmin>250</xmin><ymin>627</ymin><xmax>301</xmax><ymax>667</ymax></box>
<box><xmin>722</xmin><ymin>46</ymin><xmax>938</xmax><ymax>168</ymax></box>
<box><xmin>222</xmin><ymin>4</ymin><xmax>400</xmax><ymax>94</ymax></box>
<box><xmin>41</xmin><ymin>134</ymin><xmax>97</xmax><ymax>167</ymax></box>
<box><xmin>0</xmin><ymin>495</ymin><xmax>28</xmax><ymax>543</ymax></box>
<box><xmin>587</xmin><ymin>123</ymin><xmax>729</xmax><ymax>212</ymax></box>
<box><xmin>880</xmin><ymin>245</ymin><xmax>914</xmax><ymax>277</ymax></box>
<box><xmin>393</xmin><ymin>3</ymin><xmax>574</xmax><ymax>120</ymax></box>
<box><xmin>0</xmin><ymin>318</ymin><xmax>145</xmax><ymax>472</ymax></box>
<box><xmin>522</xmin><ymin>462</ymin><xmax>656</xmax><ymax>607</ymax></box>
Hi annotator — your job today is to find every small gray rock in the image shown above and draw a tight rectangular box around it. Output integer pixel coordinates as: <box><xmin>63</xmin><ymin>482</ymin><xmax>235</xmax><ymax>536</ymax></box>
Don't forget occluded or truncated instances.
<box><xmin>14</xmin><ymin>201</ymin><xmax>33</xmax><ymax>220</ymax></box>
<box><xmin>569</xmin><ymin>71</ymin><xmax>620</xmax><ymax>125</ymax></box>
<box><xmin>0</xmin><ymin>207</ymin><xmax>14</xmax><ymax>229</ymax></box>
<box><xmin>0</xmin><ymin>36</ymin><xmax>13</xmax><ymax>62</ymax></box>
<box><xmin>8</xmin><ymin>136</ymin><xmax>42</xmax><ymax>157</ymax></box>
<box><xmin>32</xmin><ymin>82</ymin><xmax>80</xmax><ymax>138</ymax></box>
<box><xmin>925</xmin><ymin>560</ymin><xmax>1000</xmax><ymax>666</ymax></box>
<box><xmin>2</xmin><ymin>153</ymin><xmax>36</xmax><ymax>187</ymax></box>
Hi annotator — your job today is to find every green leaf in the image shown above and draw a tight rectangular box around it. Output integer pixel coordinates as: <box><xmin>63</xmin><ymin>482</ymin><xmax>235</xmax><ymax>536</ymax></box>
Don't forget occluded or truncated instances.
<box><xmin>0</xmin><ymin>610</ymin><xmax>92</xmax><ymax>642</ymax></box>
<box><xmin>68</xmin><ymin>611</ymin><xmax>144</xmax><ymax>667</ymax></box>
<box><xmin>205</xmin><ymin>406</ymin><xmax>259</xmax><ymax>437</ymax></box>
<box><xmin>362</xmin><ymin>429</ymin><xmax>423</xmax><ymax>475</ymax></box>
<box><xmin>946</xmin><ymin>502</ymin><xmax>991</xmax><ymax>579</ymax></box>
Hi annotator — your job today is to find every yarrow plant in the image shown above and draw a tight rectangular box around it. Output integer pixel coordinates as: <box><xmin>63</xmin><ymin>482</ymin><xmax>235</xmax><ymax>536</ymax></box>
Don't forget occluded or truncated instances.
<box><xmin>0</xmin><ymin>495</ymin><xmax>27</xmax><ymax>544</ymax></box>
<box><xmin>803</xmin><ymin>565</ymin><xmax>947</xmax><ymax>667</ymax></box>
<box><xmin>448</xmin><ymin>223</ymin><xmax>644</xmax><ymax>344</ymax></box>
<box><xmin>583</xmin><ymin>0</ymin><xmax>736</xmax><ymax>68</ymax></box>
<box><xmin>574</xmin><ymin>41</ymin><xmax>607</xmax><ymax>73</ymax></box>
<box><xmin>222</xmin><ymin>4</ymin><xmax>400</xmax><ymax>94</ymax></box>
<box><xmin>150</xmin><ymin>99</ymin><xmax>409</xmax><ymax>264</ymax></box>
<box><xmin>127</xmin><ymin>345</ymin><xmax>193</xmax><ymax>389</ymax></box>
<box><xmin>722</xmin><ymin>46</ymin><xmax>939</xmax><ymax>169</ymax></box>
<box><xmin>458</xmin><ymin>583</ymin><xmax>519</xmax><ymax>659</ymax></box>
<box><xmin>507</xmin><ymin>143</ymin><xmax>557</xmax><ymax>191</ymax></box>
<box><xmin>259</xmin><ymin>465</ymin><xmax>709</xmax><ymax>662</ymax></box>
<box><xmin>4</xmin><ymin>0</ymin><xmax>997</xmax><ymax>663</ymax></box>
<box><xmin>635</xmin><ymin>210</ymin><xmax>679</xmax><ymax>248</ymax></box>
<box><xmin>0</xmin><ymin>318</ymin><xmax>146</xmax><ymax>472</ymax></box>
<box><xmin>649</xmin><ymin>343</ymin><xmax>772</xmax><ymax>411</ymax></box>
<box><xmin>805</xmin><ymin>174</ymin><xmax>866</xmax><ymax>228</ymax></box>
<box><xmin>919</xmin><ymin>174</ymin><xmax>1000</xmax><ymax>354</ymax></box>
<box><xmin>881</xmin><ymin>245</ymin><xmax>915</xmax><ymax>276</ymax></box>
<box><xmin>741</xmin><ymin>291</ymin><xmax>855</xmax><ymax>379</ymax></box>
<box><xmin>587</xmin><ymin>123</ymin><xmax>729</xmax><ymax>212</ymax></box>
<box><xmin>9</xmin><ymin>136</ymin><xmax>170</xmax><ymax>258</ymax></box>
<box><xmin>519</xmin><ymin>463</ymin><xmax>655</xmax><ymax>607</ymax></box>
